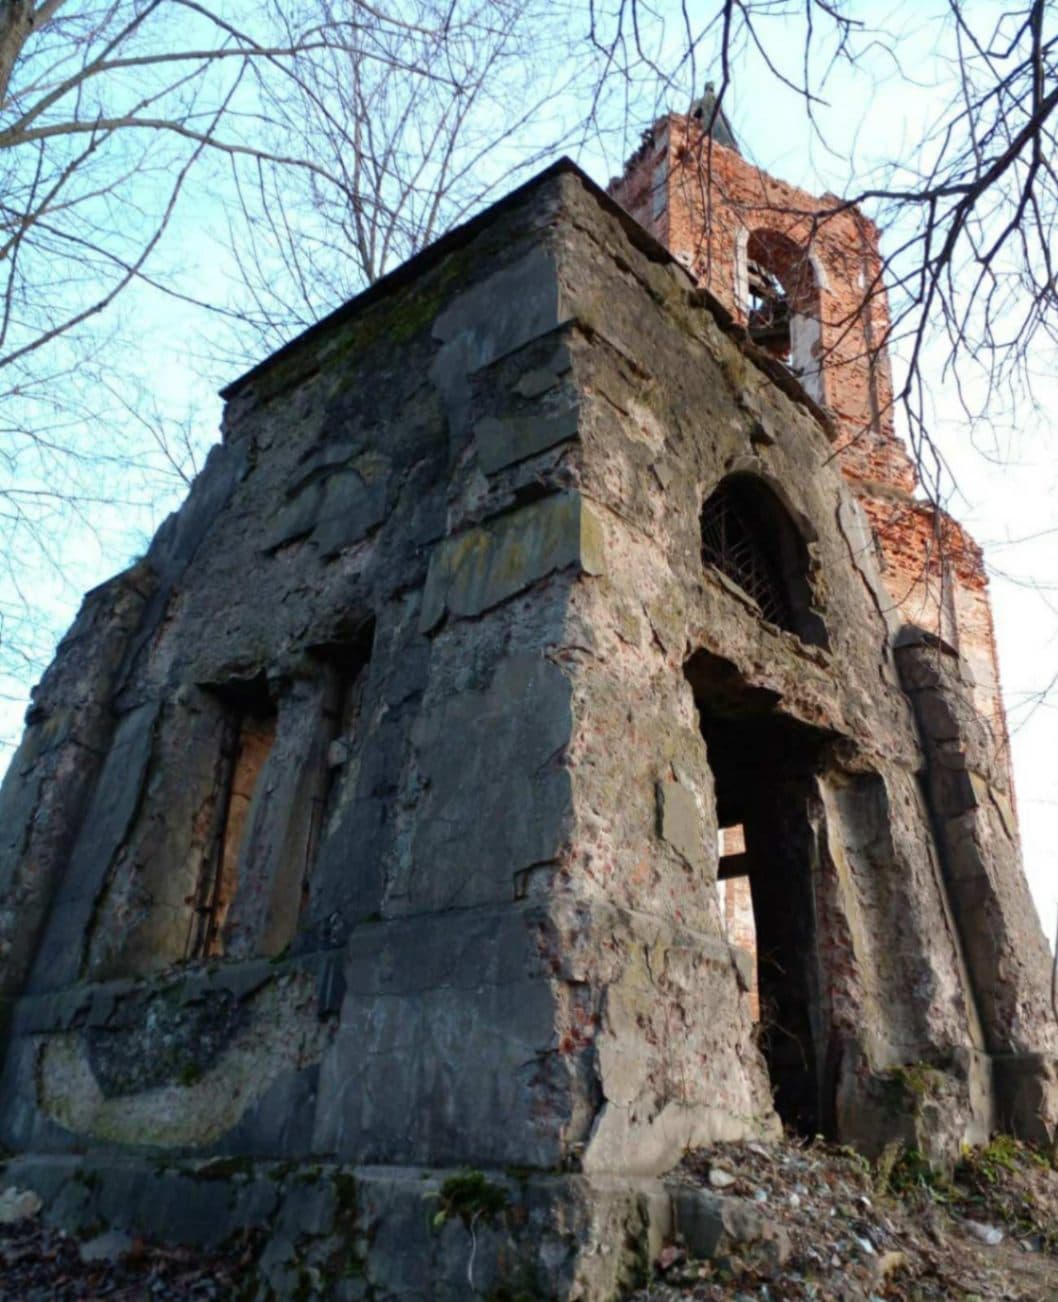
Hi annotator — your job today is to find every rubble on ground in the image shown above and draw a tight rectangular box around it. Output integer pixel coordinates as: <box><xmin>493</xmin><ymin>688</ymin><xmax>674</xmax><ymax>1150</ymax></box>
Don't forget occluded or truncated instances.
<box><xmin>0</xmin><ymin>1214</ymin><xmax>258</xmax><ymax>1300</ymax></box>
<box><xmin>635</xmin><ymin>1136</ymin><xmax>1058</xmax><ymax>1301</ymax></box>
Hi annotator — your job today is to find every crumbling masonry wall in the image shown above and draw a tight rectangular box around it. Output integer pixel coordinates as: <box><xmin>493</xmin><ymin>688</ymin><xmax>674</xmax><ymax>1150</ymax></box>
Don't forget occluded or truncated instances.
<box><xmin>610</xmin><ymin>117</ymin><xmax>1013</xmax><ymax>796</ymax></box>
<box><xmin>0</xmin><ymin>161</ymin><xmax>1056</xmax><ymax>1297</ymax></box>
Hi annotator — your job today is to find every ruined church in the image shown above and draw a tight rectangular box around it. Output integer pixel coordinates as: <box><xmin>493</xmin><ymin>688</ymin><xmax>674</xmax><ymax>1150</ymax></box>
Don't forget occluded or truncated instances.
<box><xmin>1</xmin><ymin>96</ymin><xmax>1056</xmax><ymax>1297</ymax></box>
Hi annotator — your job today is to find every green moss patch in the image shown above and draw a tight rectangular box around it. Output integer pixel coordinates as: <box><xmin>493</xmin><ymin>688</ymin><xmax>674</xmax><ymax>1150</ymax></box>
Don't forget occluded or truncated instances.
<box><xmin>432</xmin><ymin>1170</ymin><xmax>509</xmax><ymax>1230</ymax></box>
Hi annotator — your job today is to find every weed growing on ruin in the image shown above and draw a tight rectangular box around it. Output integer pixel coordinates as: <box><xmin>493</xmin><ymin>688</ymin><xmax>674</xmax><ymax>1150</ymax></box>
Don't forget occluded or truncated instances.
<box><xmin>427</xmin><ymin>1170</ymin><xmax>510</xmax><ymax>1293</ymax></box>
<box><xmin>962</xmin><ymin>1134</ymin><xmax>1048</xmax><ymax>1183</ymax></box>
<box><xmin>430</xmin><ymin>1170</ymin><xmax>508</xmax><ymax>1230</ymax></box>
<box><xmin>875</xmin><ymin>1143</ymin><xmax>955</xmax><ymax>1202</ymax></box>
<box><xmin>954</xmin><ymin>1135</ymin><xmax>1058</xmax><ymax>1251</ymax></box>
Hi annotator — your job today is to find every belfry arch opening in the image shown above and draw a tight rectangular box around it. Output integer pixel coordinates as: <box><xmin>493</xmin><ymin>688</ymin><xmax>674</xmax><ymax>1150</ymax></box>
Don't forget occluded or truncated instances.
<box><xmin>684</xmin><ymin>648</ymin><xmax>833</xmax><ymax>1138</ymax></box>
<box><xmin>743</xmin><ymin>228</ymin><xmax>824</xmax><ymax>403</ymax></box>
<box><xmin>700</xmin><ymin>473</ymin><xmax>827</xmax><ymax>648</ymax></box>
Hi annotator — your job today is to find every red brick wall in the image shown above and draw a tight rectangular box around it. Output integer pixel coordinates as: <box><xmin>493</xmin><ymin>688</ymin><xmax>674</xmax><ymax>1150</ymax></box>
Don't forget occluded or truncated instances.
<box><xmin>863</xmin><ymin>496</ymin><xmax>1012</xmax><ymax>787</ymax></box>
<box><xmin>613</xmin><ymin>117</ymin><xmax>900</xmax><ymax>453</ymax></box>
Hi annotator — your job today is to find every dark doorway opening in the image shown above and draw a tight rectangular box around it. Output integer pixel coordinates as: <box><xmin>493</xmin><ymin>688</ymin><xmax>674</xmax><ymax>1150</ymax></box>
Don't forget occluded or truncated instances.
<box><xmin>685</xmin><ymin>648</ymin><xmax>832</xmax><ymax>1138</ymax></box>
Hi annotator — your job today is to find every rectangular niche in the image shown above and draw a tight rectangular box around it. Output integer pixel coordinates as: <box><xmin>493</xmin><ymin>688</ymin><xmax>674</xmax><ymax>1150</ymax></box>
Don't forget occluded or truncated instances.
<box><xmin>188</xmin><ymin>674</ymin><xmax>277</xmax><ymax>961</ymax></box>
<box><xmin>234</xmin><ymin>618</ymin><xmax>377</xmax><ymax>960</ymax></box>
<box><xmin>308</xmin><ymin>621</ymin><xmax>375</xmax><ymax>869</ymax></box>
<box><xmin>188</xmin><ymin>621</ymin><xmax>375</xmax><ymax>964</ymax></box>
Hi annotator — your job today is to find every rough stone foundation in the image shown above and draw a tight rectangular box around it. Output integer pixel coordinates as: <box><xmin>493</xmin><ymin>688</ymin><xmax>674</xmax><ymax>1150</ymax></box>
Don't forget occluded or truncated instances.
<box><xmin>1</xmin><ymin>1155</ymin><xmax>671</xmax><ymax>1300</ymax></box>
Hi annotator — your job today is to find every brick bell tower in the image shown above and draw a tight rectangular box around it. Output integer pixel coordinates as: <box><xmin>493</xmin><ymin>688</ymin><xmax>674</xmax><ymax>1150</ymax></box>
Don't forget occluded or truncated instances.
<box><xmin>610</xmin><ymin>85</ymin><xmax>1013</xmax><ymax>795</ymax></box>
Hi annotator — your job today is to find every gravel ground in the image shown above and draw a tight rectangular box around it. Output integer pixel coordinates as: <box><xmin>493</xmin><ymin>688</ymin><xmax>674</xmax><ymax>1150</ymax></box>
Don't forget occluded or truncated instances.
<box><xmin>0</xmin><ymin>1221</ymin><xmax>260</xmax><ymax>1301</ymax></box>
<box><xmin>634</xmin><ymin>1136</ymin><xmax>1058</xmax><ymax>1301</ymax></box>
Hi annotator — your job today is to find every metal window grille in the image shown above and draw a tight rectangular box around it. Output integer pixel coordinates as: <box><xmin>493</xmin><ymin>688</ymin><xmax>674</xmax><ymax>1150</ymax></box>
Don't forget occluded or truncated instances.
<box><xmin>700</xmin><ymin>482</ymin><xmax>794</xmax><ymax>628</ymax></box>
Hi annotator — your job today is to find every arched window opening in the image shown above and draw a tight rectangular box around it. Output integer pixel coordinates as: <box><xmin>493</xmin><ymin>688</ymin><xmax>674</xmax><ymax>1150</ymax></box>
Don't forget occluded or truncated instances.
<box><xmin>700</xmin><ymin>474</ymin><xmax>827</xmax><ymax>648</ymax></box>
<box><xmin>742</xmin><ymin>230</ymin><xmax>824</xmax><ymax>403</ymax></box>
<box><xmin>747</xmin><ymin>260</ymin><xmax>792</xmax><ymax>361</ymax></box>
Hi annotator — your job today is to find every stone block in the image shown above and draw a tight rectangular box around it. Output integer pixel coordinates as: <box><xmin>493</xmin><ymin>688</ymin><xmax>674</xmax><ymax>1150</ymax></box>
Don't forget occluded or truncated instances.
<box><xmin>669</xmin><ymin>1185</ymin><xmax>791</xmax><ymax>1265</ymax></box>
<box><xmin>306</xmin><ymin>795</ymin><xmax>389</xmax><ymax>943</ymax></box>
<box><xmin>474</xmin><ymin>405</ymin><xmax>579</xmax><ymax>473</ymax></box>
<box><xmin>432</xmin><ymin>244</ymin><xmax>566</xmax><ymax>374</ymax></box>
<box><xmin>266</xmin><ymin>454</ymin><xmax>390</xmax><ymax>556</ymax></box>
<box><xmin>27</xmin><ymin>700</ymin><xmax>160</xmax><ymax>995</ymax></box>
<box><xmin>402</xmin><ymin>653</ymin><xmax>572</xmax><ymax>913</ymax></box>
<box><xmin>836</xmin><ymin>1051</ymin><xmax>993</xmax><ymax>1172</ymax></box>
<box><xmin>313</xmin><ymin>904</ymin><xmax>565</xmax><ymax>1168</ymax></box>
<box><xmin>567</xmin><ymin>900</ymin><xmax>778</xmax><ymax>1178</ymax></box>
<box><xmin>314</xmin><ymin>457</ymin><xmax>391</xmax><ymax>558</ymax></box>
<box><xmin>214</xmin><ymin>1064</ymin><xmax>321</xmax><ymax>1157</ymax></box>
<box><xmin>994</xmin><ymin>1053</ymin><xmax>1058</xmax><ymax>1147</ymax></box>
<box><xmin>352</xmin><ymin>1167</ymin><xmax>669</xmax><ymax>1301</ymax></box>
<box><xmin>669</xmin><ymin>1186</ymin><xmax>724</xmax><ymax>1258</ymax></box>
<box><xmin>307</xmin><ymin>699</ymin><xmax>412</xmax><ymax>944</ymax></box>
<box><xmin>513</xmin><ymin>343</ymin><xmax>571</xmax><ymax>398</ymax></box>
<box><xmin>285</xmin><ymin>440</ymin><xmax>361</xmax><ymax>497</ymax></box>
<box><xmin>148</xmin><ymin>440</ymin><xmax>247</xmax><ymax>583</ymax></box>
<box><xmin>419</xmin><ymin>491</ymin><xmax>605</xmax><ymax>632</ymax></box>
<box><xmin>3</xmin><ymin>1155</ymin><xmax>670</xmax><ymax>1300</ymax></box>
<box><xmin>657</xmin><ymin>779</ymin><xmax>707</xmax><ymax>872</ymax></box>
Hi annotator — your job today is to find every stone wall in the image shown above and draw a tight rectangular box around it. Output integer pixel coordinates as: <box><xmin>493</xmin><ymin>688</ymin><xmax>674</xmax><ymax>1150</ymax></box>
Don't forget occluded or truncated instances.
<box><xmin>1</xmin><ymin>159</ymin><xmax>1057</xmax><ymax>1297</ymax></box>
<box><xmin>0</xmin><ymin>173</ymin><xmax>602</xmax><ymax>1173</ymax></box>
<box><xmin>609</xmin><ymin>116</ymin><xmax>1014</xmax><ymax>798</ymax></box>
<box><xmin>550</xmin><ymin>173</ymin><xmax>1004</xmax><ymax>1162</ymax></box>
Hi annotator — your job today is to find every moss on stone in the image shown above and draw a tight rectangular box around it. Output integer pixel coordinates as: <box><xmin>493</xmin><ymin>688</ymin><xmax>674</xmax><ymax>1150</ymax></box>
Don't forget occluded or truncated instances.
<box><xmin>880</xmin><ymin>1062</ymin><xmax>946</xmax><ymax>1114</ymax></box>
<box><xmin>433</xmin><ymin>1169</ymin><xmax>509</xmax><ymax>1229</ymax></box>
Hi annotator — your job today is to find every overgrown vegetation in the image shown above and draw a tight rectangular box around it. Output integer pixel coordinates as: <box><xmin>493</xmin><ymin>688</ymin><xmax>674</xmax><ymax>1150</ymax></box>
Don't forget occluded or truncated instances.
<box><xmin>875</xmin><ymin>1142</ymin><xmax>957</xmax><ymax>1202</ymax></box>
<box><xmin>874</xmin><ymin>1134</ymin><xmax>1058</xmax><ymax>1253</ymax></box>
<box><xmin>646</xmin><ymin>1135</ymin><xmax>1058</xmax><ymax>1299</ymax></box>
<box><xmin>953</xmin><ymin>1136</ymin><xmax>1058</xmax><ymax>1251</ymax></box>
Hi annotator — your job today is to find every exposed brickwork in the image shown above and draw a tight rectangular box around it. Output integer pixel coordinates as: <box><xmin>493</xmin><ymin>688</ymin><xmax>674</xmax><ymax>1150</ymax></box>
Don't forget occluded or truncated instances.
<box><xmin>610</xmin><ymin>116</ymin><xmax>900</xmax><ymax>452</ymax></box>
<box><xmin>863</xmin><ymin>496</ymin><xmax>1012</xmax><ymax>787</ymax></box>
<box><xmin>610</xmin><ymin>115</ymin><xmax>1013</xmax><ymax>794</ymax></box>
